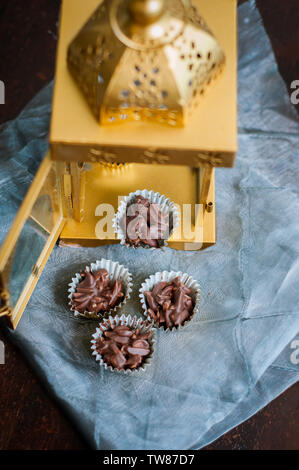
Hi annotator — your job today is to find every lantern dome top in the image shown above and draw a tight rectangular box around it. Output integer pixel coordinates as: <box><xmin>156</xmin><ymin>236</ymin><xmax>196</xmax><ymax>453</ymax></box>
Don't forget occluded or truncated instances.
<box><xmin>67</xmin><ymin>0</ymin><xmax>225</xmax><ymax>126</ymax></box>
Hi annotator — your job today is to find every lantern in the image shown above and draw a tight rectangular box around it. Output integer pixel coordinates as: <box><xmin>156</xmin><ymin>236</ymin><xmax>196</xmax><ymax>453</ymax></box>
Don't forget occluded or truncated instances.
<box><xmin>0</xmin><ymin>0</ymin><xmax>237</xmax><ymax>328</ymax></box>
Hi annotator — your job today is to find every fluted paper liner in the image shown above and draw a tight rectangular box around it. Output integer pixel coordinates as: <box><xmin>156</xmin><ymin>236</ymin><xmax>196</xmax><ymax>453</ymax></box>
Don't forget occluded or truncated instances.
<box><xmin>139</xmin><ymin>271</ymin><xmax>201</xmax><ymax>331</ymax></box>
<box><xmin>91</xmin><ymin>314</ymin><xmax>156</xmax><ymax>375</ymax></box>
<box><xmin>68</xmin><ymin>259</ymin><xmax>133</xmax><ymax>319</ymax></box>
<box><xmin>113</xmin><ymin>189</ymin><xmax>180</xmax><ymax>249</ymax></box>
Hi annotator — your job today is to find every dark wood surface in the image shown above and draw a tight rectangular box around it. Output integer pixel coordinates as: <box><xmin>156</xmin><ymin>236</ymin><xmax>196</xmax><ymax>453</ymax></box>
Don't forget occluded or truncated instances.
<box><xmin>0</xmin><ymin>0</ymin><xmax>298</xmax><ymax>451</ymax></box>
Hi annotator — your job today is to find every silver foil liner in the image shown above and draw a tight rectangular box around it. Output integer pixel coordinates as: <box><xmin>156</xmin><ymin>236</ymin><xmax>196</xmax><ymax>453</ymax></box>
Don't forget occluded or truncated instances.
<box><xmin>68</xmin><ymin>259</ymin><xmax>133</xmax><ymax>319</ymax></box>
<box><xmin>139</xmin><ymin>271</ymin><xmax>201</xmax><ymax>332</ymax></box>
<box><xmin>113</xmin><ymin>189</ymin><xmax>180</xmax><ymax>249</ymax></box>
<box><xmin>91</xmin><ymin>314</ymin><xmax>156</xmax><ymax>375</ymax></box>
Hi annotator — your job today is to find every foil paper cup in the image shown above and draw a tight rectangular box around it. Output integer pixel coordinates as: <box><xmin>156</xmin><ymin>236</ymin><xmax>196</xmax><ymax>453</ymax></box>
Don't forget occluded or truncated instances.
<box><xmin>68</xmin><ymin>259</ymin><xmax>133</xmax><ymax>319</ymax></box>
<box><xmin>113</xmin><ymin>189</ymin><xmax>180</xmax><ymax>249</ymax></box>
<box><xmin>139</xmin><ymin>271</ymin><xmax>201</xmax><ymax>331</ymax></box>
<box><xmin>91</xmin><ymin>314</ymin><xmax>156</xmax><ymax>375</ymax></box>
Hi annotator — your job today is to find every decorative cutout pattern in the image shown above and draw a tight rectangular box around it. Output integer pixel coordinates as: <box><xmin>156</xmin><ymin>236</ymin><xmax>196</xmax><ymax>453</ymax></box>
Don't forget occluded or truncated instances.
<box><xmin>86</xmin><ymin>147</ymin><xmax>228</xmax><ymax>167</ymax></box>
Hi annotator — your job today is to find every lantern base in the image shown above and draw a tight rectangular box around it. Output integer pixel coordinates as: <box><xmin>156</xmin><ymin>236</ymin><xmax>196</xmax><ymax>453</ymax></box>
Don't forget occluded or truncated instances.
<box><xmin>59</xmin><ymin>163</ymin><xmax>216</xmax><ymax>251</ymax></box>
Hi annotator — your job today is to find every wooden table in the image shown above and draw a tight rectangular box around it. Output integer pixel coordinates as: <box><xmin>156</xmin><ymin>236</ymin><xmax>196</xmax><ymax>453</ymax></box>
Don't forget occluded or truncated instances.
<box><xmin>0</xmin><ymin>0</ymin><xmax>298</xmax><ymax>450</ymax></box>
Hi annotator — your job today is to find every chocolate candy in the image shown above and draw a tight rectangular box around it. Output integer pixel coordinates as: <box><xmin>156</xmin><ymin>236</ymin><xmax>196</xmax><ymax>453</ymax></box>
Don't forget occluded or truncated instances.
<box><xmin>71</xmin><ymin>268</ymin><xmax>124</xmax><ymax>314</ymax></box>
<box><xmin>95</xmin><ymin>325</ymin><xmax>151</xmax><ymax>370</ymax></box>
<box><xmin>144</xmin><ymin>277</ymin><xmax>194</xmax><ymax>329</ymax></box>
<box><xmin>125</xmin><ymin>195</ymin><xmax>170</xmax><ymax>248</ymax></box>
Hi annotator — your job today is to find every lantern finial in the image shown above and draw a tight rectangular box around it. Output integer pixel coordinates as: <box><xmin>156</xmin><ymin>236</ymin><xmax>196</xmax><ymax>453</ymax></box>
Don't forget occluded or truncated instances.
<box><xmin>129</xmin><ymin>0</ymin><xmax>165</xmax><ymax>25</ymax></box>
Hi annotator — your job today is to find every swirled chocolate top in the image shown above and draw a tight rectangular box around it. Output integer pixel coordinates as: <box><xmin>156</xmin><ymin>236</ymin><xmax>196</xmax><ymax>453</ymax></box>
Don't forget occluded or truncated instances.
<box><xmin>144</xmin><ymin>277</ymin><xmax>194</xmax><ymax>329</ymax></box>
<box><xmin>125</xmin><ymin>195</ymin><xmax>170</xmax><ymax>248</ymax></box>
<box><xmin>71</xmin><ymin>268</ymin><xmax>124</xmax><ymax>315</ymax></box>
<box><xmin>95</xmin><ymin>324</ymin><xmax>152</xmax><ymax>371</ymax></box>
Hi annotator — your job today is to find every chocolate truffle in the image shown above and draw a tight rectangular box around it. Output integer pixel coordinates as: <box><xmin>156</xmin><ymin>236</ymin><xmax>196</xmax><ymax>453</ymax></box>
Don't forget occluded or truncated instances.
<box><xmin>71</xmin><ymin>268</ymin><xmax>124</xmax><ymax>315</ymax></box>
<box><xmin>144</xmin><ymin>277</ymin><xmax>194</xmax><ymax>329</ymax></box>
<box><xmin>125</xmin><ymin>195</ymin><xmax>170</xmax><ymax>248</ymax></box>
<box><xmin>95</xmin><ymin>324</ymin><xmax>152</xmax><ymax>371</ymax></box>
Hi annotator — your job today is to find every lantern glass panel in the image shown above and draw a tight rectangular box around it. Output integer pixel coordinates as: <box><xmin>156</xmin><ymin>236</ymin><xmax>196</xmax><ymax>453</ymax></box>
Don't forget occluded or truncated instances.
<box><xmin>0</xmin><ymin>155</ymin><xmax>65</xmax><ymax>329</ymax></box>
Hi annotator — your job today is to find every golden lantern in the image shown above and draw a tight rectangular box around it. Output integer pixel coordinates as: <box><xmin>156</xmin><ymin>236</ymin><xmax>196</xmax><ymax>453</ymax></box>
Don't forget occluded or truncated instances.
<box><xmin>0</xmin><ymin>0</ymin><xmax>237</xmax><ymax>329</ymax></box>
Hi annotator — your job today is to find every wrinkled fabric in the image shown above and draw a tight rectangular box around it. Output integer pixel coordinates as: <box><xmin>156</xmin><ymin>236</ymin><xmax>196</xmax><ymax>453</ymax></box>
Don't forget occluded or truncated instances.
<box><xmin>0</xmin><ymin>1</ymin><xmax>298</xmax><ymax>450</ymax></box>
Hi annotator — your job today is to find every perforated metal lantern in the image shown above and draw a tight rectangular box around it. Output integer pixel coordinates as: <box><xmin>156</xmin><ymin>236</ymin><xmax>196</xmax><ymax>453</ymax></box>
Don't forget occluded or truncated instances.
<box><xmin>67</xmin><ymin>0</ymin><xmax>225</xmax><ymax>126</ymax></box>
<box><xmin>0</xmin><ymin>0</ymin><xmax>237</xmax><ymax>330</ymax></box>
